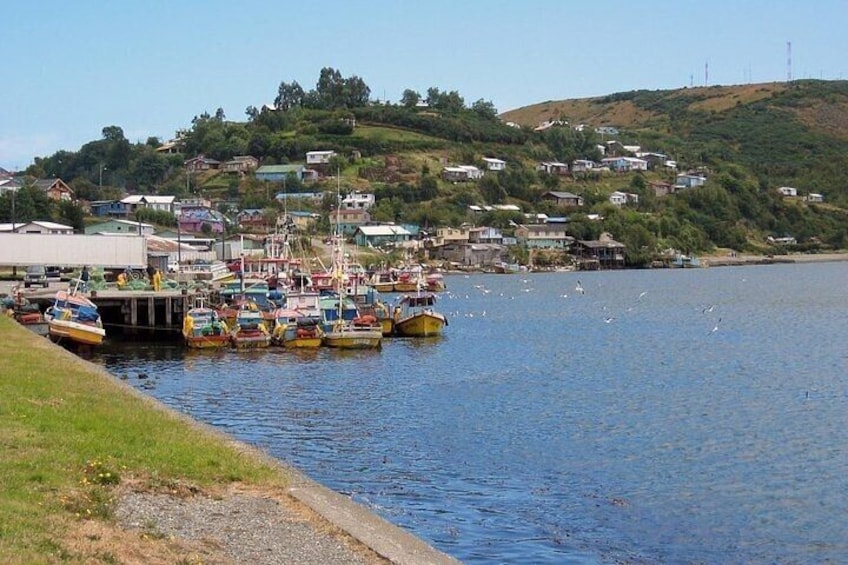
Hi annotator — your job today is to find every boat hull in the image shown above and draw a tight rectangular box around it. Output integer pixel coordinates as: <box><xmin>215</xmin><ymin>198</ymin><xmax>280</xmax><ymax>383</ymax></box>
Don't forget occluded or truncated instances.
<box><xmin>394</xmin><ymin>312</ymin><xmax>446</xmax><ymax>337</ymax></box>
<box><xmin>371</xmin><ymin>282</ymin><xmax>395</xmax><ymax>293</ymax></box>
<box><xmin>230</xmin><ymin>332</ymin><xmax>271</xmax><ymax>349</ymax></box>
<box><xmin>284</xmin><ymin>337</ymin><xmax>323</xmax><ymax>348</ymax></box>
<box><xmin>184</xmin><ymin>334</ymin><xmax>230</xmax><ymax>349</ymax></box>
<box><xmin>48</xmin><ymin>320</ymin><xmax>106</xmax><ymax>346</ymax></box>
<box><xmin>392</xmin><ymin>282</ymin><xmax>419</xmax><ymax>293</ymax></box>
<box><xmin>322</xmin><ymin>326</ymin><xmax>383</xmax><ymax>349</ymax></box>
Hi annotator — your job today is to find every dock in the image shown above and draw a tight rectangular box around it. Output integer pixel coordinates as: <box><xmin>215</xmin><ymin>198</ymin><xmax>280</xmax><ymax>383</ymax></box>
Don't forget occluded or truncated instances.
<box><xmin>26</xmin><ymin>287</ymin><xmax>199</xmax><ymax>336</ymax></box>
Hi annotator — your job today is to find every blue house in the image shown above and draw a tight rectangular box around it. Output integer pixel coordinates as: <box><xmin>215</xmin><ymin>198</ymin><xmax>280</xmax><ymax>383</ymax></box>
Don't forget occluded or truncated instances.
<box><xmin>89</xmin><ymin>200</ymin><xmax>129</xmax><ymax>218</ymax></box>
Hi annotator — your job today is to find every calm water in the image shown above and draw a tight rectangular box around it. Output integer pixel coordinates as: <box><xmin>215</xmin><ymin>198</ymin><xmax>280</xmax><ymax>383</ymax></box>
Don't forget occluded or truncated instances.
<box><xmin>94</xmin><ymin>262</ymin><xmax>848</xmax><ymax>564</ymax></box>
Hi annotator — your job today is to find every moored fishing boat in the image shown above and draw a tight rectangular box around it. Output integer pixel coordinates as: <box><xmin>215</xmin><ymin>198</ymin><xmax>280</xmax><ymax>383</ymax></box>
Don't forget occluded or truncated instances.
<box><xmin>44</xmin><ymin>287</ymin><xmax>105</xmax><ymax>346</ymax></box>
<box><xmin>367</xmin><ymin>270</ymin><xmax>396</xmax><ymax>293</ymax></box>
<box><xmin>182</xmin><ymin>298</ymin><xmax>229</xmax><ymax>349</ymax></box>
<box><xmin>392</xmin><ymin>293</ymin><xmax>448</xmax><ymax>337</ymax></box>
<box><xmin>271</xmin><ymin>308</ymin><xmax>323</xmax><ymax>348</ymax></box>
<box><xmin>392</xmin><ymin>270</ymin><xmax>421</xmax><ymax>293</ymax></box>
<box><xmin>217</xmin><ymin>279</ymin><xmax>278</xmax><ymax>327</ymax></box>
<box><xmin>319</xmin><ymin>293</ymin><xmax>383</xmax><ymax>349</ymax></box>
<box><xmin>229</xmin><ymin>303</ymin><xmax>271</xmax><ymax>349</ymax></box>
<box><xmin>425</xmin><ymin>272</ymin><xmax>447</xmax><ymax>292</ymax></box>
<box><xmin>3</xmin><ymin>287</ymin><xmax>49</xmax><ymax>336</ymax></box>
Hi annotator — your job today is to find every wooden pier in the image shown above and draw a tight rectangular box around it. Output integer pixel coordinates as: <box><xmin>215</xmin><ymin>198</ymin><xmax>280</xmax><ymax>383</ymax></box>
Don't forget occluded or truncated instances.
<box><xmin>27</xmin><ymin>288</ymin><xmax>198</xmax><ymax>336</ymax></box>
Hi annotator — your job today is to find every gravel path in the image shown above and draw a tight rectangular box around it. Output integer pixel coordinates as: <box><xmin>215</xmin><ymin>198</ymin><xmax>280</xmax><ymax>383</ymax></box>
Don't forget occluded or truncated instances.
<box><xmin>113</xmin><ymin>484</ymin><xmax>382</xmax><ymax>565</ymax></box>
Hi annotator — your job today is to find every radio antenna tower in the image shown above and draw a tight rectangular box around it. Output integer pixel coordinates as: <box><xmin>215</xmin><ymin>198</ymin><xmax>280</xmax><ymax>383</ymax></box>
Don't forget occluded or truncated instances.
<box><xmin>787</xmin><ymin>41</ymin><xmax>792</xmax><ymax>82</ymax></box>
<box><xmin>705</xmin><ymin>61</ymin><xmax>709</xmax><ymax>86</ymax></box>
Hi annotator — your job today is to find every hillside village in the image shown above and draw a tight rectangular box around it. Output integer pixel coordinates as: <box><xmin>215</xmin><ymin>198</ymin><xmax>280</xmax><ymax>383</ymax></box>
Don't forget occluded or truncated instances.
<box><xmin>2</xmin><ymin>76</ymin><xmax>847</xmax><ymax>271</ymax></box>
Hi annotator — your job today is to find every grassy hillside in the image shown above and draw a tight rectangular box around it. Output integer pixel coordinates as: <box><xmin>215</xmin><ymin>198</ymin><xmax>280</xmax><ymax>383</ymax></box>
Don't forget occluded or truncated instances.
<box><xmin>12</xmin><ymin>79</ymin><xmax>848</xmax><ymax>266</ymax></box>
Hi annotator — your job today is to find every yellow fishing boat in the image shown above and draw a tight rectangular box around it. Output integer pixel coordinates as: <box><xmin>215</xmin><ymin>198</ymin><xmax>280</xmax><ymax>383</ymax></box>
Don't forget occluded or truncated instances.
<box><xmin>392</xmin><ymin>293</ymin><xmax>447</xmax><ymax>337</ymax></box>
<box><xmin>44</xmin><ymin>288</ymin><xmax>106</xmax><ymax>346</ymax></box>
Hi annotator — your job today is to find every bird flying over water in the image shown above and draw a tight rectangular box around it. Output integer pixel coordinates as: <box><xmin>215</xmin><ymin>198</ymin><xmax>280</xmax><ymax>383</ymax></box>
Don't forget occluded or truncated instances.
<box><xmin>708</xmin><ymin>317</ymin><xmax>722</xmax><ymax>335</ymax></box>
<box><xmin>575</xmin><ymin>280</ymin><xmax>585</xmax><ymax>295</ymax></box>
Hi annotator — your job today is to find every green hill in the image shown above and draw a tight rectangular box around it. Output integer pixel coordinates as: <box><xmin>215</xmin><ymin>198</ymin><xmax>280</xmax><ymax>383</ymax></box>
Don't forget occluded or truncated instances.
<box><xmin>5</xmin><ymin>78</ymin><xmax>848</xmax><ymax>266</ymax></box>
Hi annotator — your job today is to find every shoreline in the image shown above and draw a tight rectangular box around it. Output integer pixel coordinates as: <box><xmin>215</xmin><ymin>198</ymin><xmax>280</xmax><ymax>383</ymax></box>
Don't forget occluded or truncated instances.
<box><xmin>699</xmin><ymin>251</ymin><xmax>848</xmax><ymax>268</ymax></box>
<box><xmin>0</xmin><ymin>318</ymin><xmax>458</xmax><ymax>564</ymax></box>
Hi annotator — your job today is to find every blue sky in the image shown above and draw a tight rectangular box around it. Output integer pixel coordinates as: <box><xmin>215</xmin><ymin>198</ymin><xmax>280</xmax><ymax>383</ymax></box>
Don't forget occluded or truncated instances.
<box><xmin>3</xmin><ymin>0</ymin><xmax>847</xmax><ymax>170</ymax></box>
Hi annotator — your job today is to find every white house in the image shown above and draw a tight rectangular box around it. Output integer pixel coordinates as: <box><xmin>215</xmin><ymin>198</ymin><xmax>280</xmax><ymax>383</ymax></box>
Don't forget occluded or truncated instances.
<box><xmin>806</xmin><ymin>193</ymin><xmax>824</xmax><ymax>203</ymax></box>
<box><xmin>122</xmin><ymin>195</ymin><xmax>176</xmax><ymax>214</ymax></box>
<box><xmin>3</xmin><ymin>220</ymin><xmax>75</xmax><ymax>234</ymax></box>
<box><xmin>482</xmin><ymin>157</ymin><xmax>506</xmax><ymax>172</ymax></box>
<box><xmin>675</xmin><ymin>173</ymin><xmax>707</xmax><ymax>189</ymax></box>
<box><xmin>571</xmin><ymin>159</ymin><xmax>596</xmax><ymax>173</ymax></box>
<box><xmin>306</xmin><ymin>150</ymin><xmax>336</xmax><ymax>165</ymax></box>
<box><xmin>341</xmin><ymin>191</ymin><xmax>375</xmax><ymax>210</ymax></box>
<box><xmin>537</xmin><ymin>161</ymin><xmax>569</xmax><ymax>175</ymax></box>
<box><xmin>609</xmin><ymin>191</ymin><xmax>638</xmax><ymax>207</ymax></box>
<box><xmin>777</xmin><ymin>186</ymin><xmax>798</xmax><ymax>197</ymax></box>
<box><xmin>601</xmin><ymin>157</ymin><xmax>648</xmax><ymax>172</ymax></box>
<box><xmin>442</xmin><ymin>165</ymin><xmax>483</xmax><ymax>182</ymax></box>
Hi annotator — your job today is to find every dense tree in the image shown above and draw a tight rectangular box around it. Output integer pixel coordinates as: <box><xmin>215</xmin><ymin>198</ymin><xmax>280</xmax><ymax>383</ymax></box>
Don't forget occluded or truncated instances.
<box><xmin>471</xmin><ymin>99</ymin><xmax>498</xmax><ymax>120</ymax></box>
<box><xmin>401</xmin><ymin>89</ymin><xmax>421</xmax><ymax>107</ymax></box>
<box><xmin>274</xmin><ymin>81</ymin><xmax>306</xmax><ymax>111</ymax></box>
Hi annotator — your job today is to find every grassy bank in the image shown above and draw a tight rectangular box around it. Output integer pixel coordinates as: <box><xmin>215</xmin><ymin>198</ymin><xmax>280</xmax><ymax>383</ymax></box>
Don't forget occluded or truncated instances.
<box><xmin>0</xmin><ymin>316</ymin><xmax>290</xmax><ymax>563</ymax></box>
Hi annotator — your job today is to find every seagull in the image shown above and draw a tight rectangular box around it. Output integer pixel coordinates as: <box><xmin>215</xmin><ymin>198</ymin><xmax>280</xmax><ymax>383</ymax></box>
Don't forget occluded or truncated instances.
<box><xmin>708</xmin><ymin>317</ymin><xmax>722</xmax><ymax>335</ymax></box>
<box><xmin>575</xmin><ymin>280</ymin><xmax>585</xmax><ymax>295</ymax></box>
<box><xmin>638</xmin><ymin>291</ymin><xmax>647</xmax><ymax>299</ymax></box>
<box><xmin>702</xmin><ymin>304</ymin><xmax>715</xmax><ymax>314</ymax></box>
<box><xmin>604</xmin><ymin>316</ymin><xmax>615</xmax><ymax>324</ymax></box>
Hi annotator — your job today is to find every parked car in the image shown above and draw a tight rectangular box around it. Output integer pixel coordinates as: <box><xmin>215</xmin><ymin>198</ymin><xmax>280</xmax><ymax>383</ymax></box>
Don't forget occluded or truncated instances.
<box><xmin>45</xmin><ymin>266</ymin><xmax>62</xmax><ymax>279</ymax></box>
<box><xmin>24</xmin><ymin>265</ymin><xmax>49</xmax><ymax>288</ymax></box>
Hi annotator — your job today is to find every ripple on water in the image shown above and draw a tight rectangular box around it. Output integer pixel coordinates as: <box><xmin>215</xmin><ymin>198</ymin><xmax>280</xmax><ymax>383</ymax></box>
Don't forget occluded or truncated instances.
<box><xmin>97</xmin><ymin>263</ymin><xmax>848</xmax><ymax>564</ymax></box>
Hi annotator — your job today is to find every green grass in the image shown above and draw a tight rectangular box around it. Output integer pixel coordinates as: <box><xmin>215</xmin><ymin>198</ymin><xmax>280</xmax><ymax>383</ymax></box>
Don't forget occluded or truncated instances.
<box><xmin>0</xmin><ymin>316</ymin><xmax>288</xmax><ymax>562</ymax></box>
<box><xmin>353</xmin><ymin>124</ymin><xmax>443</xmax><ymax>143</ymax></box>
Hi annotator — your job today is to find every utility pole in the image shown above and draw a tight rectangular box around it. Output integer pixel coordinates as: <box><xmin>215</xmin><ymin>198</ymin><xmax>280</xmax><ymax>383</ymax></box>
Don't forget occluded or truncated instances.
<box><xmin>787</xmin><ymin>41</ymin><xmax>792</xmax><ymax>82</ymax></box>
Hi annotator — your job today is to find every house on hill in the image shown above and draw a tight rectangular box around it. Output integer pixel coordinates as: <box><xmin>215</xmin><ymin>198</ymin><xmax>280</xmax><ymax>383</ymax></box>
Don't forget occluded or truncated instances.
<box><xmin>306</xmin><ymin>150</ymin><xmax>336</xmax><ymax>166</ymax></box>
<box><xmin>88</xmin><ymin>200</ymin><xmax>129</xmax><ymax>218</ymax></box>
<box><xmin>650</xmin><ymin>181</ymin><xmax>675</xmax><ymax>197</ymax></box>
<box><xmin>571</xmin><ymin>159</ymin><xmax>596</xmax><ymax>173</ymax></box>
<box><xmin>514</xmin><ymin>223</ymin><xmax>573</xmax><ymax>249</ymax></box>
<box><xmin>542</xmin><ymin>191</ymin><xmax>584</xmax><ymax>207</ymax></box>
<box><xmin>122</xmin><ymin>195</ymin><xmax>176</xmax><ymax>215</ymax></box>
<box><xmin>341</xmin><ymin>191</ymin><xmax>375</xmax><ymax>210</ymax></box>
<box><xmin>236</xmin><ymin>209</ymin><xmax>268</xmax><ymax>231</ymax></box>
<box><xmin>609</xmin><ymin>191</ymin><xmax>638</xmax><ymax>206</ymax></box>
<box><xmin>256</xmin><ymin>164</ymin><xmax>306</xmax><ymax>182</ymax></box>
<box><xmin>482</xmin><ymin>157</ymin><xmax>506</xmax><ymax>172</ymax></box>
<box><xmin>184</xmin><ymin>155</ymin><xmax>221</xmax><ymax>172</ymax></box>
<box><xmin>34</xmin><ymin>178</ymin><xmax>74</xmax><ymax>201</ymax></box>
<box><xmin>221</xmin><ymin>155</ymin><xmax>259</xmax><ymax>173</ymax></box>
<box><xmin>777</xmin><ymin>186</ymin><xmax>798</xmax><ymax>197</ymax></box>
<box><xmin>179</xmin><ymin>207</ymin><xmax>225</xmax><ymax>234</ymax></box>
<box><xmin>572</xmin><ymin>237</ymin><xmax>626</xmax><ymax>269</ymax></box>
<box><xmin>601</xmin><ymin>156</ymin><xmax>648</xmax><ymax>172</ymax></box>
<box><xmin>537</xmin><ymin>161</ymin><xmax>569</xmax><ymax>175</ymax></box>
<box><xmin>330</xmin><ymin>208</ymin><xmax>370</xmax><ymax>236</ymax></box>
<box><xmin>442</xmin><ymin>165</ymin><xmax>483</xmax><ymax>182</ymax></box>
<box><xmin>84</xmin><ymin>218</ymin><xmax>154</xmax><ymax>236</ymax></box>
<box><xmin>676</xmin><ymin>173</ymin><xmax>707</xmax><ymax>189</ymax></box>
<box><xmin>353</xmin><ymin>225</ymin><xmax>412</xmax><ymax>247</ymax></box>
